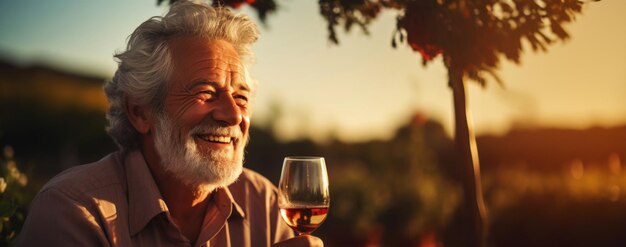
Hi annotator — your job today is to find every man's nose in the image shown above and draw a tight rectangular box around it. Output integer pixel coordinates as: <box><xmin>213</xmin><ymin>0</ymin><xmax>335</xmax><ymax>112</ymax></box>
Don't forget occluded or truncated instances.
<box><xmin>211</xmin><ymin>94</ymin><xmax>243</xmax><ymax>126</ymax></box>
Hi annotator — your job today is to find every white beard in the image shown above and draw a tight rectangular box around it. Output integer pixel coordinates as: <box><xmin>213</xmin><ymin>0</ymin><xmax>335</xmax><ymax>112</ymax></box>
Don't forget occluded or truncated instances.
<box><xmin>153</xmin><ymin>112</ymin><xmax>245</xmax><ymax>190</ymax></box>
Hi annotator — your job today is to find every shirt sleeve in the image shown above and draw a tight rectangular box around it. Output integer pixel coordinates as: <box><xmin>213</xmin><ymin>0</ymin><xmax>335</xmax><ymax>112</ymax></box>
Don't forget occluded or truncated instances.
<box><xmin>17</xmin><ymin>188</ymin><xmax>110</xmax><ymax>247</ymax></box>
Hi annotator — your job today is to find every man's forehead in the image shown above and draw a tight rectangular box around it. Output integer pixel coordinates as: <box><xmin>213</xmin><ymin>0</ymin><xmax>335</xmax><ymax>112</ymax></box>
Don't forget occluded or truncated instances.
<box><xmin>199</xmin><ymin>57</ymin><xmax>244</xmax><ymax>70</ymax></box>
<box><xmin>168</xmin><ymin>36</ymin><xmax>239</xmax><ymax>57</ymax></box>
<box><xmin>188</xmin><ymin>58</ymin><xmax>247</xmax><ymax>82</ymax></box>
<box><xmin>167</xmin><ymin>36</ymin><xmax>252</xmax><ymax>89</ymax></box>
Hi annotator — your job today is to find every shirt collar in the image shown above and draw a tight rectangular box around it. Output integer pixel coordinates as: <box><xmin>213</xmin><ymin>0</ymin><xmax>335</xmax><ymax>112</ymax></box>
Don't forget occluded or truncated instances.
<box><xmin>220</xmin><ymin>185</ymin><xmax>246</xmax><ymax>219</ymax></box>
<box><xmin>125</xmin><ymin>150</ymin><xmax>247</xmax><ymax>236</ymax></box>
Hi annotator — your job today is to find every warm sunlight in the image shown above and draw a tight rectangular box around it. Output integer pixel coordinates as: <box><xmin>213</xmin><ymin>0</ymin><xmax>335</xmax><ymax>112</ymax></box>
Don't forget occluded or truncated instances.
<box><xmin>1</xmin><ymin>1</ymin><xmax>625</xmax><ymax>246</ymax></box>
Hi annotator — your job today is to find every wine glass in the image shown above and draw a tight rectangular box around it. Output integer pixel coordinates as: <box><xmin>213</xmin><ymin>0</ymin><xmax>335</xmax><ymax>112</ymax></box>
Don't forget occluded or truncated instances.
<box><xmin>278</xmin><ymin>156</ymin><xmax>330</xmax><ymax>235</ymax></box>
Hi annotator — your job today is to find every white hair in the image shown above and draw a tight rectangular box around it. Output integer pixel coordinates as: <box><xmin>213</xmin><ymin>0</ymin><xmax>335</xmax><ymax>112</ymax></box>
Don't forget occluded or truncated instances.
<box><xmin>104</xmin><ymin>1</ymin><xmax>259</xmax><ymax>150</ymax></box>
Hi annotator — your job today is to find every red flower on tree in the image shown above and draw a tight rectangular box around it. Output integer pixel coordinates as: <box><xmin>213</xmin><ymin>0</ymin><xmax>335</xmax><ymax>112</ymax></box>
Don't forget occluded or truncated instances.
<box><xmin>398</xmin><ymin>3</ymin><xmax>444</xmax><ymax>62</ymax></box>
<box><xmin>222</xmin><ymin>0</ymin><xmax>255</xmax><ymax>9</ymax></box>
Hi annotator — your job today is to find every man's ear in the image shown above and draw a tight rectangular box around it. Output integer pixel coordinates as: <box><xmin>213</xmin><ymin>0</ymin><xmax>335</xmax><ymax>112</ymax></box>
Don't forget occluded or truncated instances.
<box><xmin>125</xmin><ymin>98</ymin><xmax>154</xmax><ymax>135</ymax></box>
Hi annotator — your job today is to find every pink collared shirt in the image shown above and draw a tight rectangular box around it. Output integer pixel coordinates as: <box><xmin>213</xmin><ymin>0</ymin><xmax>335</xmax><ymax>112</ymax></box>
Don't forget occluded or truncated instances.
<box><xmin>18</xmin><ymin>150</ymin><xmax>294</xmax><ymax>246</ymax></box>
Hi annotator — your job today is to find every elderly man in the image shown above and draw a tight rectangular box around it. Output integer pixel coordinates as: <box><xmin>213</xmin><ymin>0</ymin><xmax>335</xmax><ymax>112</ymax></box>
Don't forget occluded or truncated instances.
<box><xmin>18</xmin><ymin>2</ymin><xmax>322</xmax><ymax>247</ymax></box>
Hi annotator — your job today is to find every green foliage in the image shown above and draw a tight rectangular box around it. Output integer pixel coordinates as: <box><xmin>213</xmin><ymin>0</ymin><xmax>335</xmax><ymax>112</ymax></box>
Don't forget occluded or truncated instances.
<box><xmin>483</xmin><ymin>164</ymin><xmax>626</xmax><ymax>246</ymax></box>
<box><xmin>0</xmin><ymin>146</ymin><xmax>35</xmax><ymax>246</ymax></box>
<box><xmin>319</xmin><ymin>0</ymin><xmax>391</xmax><ymax>44</ymax></box>
<box><xmin>320</xmin><ymin>0</ymin><xmax>596</xmax><ymax>86</ymax></box>
<box><xmin>315</xmin><ymin>117</ymin><xmax>461</xmax><ymax>246</ymax></box>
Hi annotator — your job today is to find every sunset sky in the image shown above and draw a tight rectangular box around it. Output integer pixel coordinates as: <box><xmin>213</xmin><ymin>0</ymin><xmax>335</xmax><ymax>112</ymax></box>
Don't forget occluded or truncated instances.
<box><xmin>0</xmin><ymin>0</ymin><xmax>624</xmax><ymax>142</ymax></box>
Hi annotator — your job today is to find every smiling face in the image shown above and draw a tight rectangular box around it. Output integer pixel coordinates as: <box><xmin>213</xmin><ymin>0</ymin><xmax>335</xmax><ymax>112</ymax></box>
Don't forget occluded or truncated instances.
<box><xmin>152</xmin><ymin>36</ymin><xmax>251</xmax><ymax>189</ymax></box>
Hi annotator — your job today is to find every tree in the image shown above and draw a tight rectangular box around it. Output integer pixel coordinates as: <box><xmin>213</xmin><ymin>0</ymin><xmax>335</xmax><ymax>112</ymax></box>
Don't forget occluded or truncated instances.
<box><xmin>318</xmin><ymin>1</ymin><xmax>596</xmax><ymax>246</ymax></box>
<box><xmin>161</xmin><ymin>1</ymin><xmax>597</xmax><ymax>246</ymax></box>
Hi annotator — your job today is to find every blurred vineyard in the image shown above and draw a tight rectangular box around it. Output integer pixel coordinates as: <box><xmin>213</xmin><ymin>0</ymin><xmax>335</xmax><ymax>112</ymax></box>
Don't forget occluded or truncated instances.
<box><xmin>1</xmin><ymin>60</ymin><xmax>626</xmax><ymax>246</ymax></box>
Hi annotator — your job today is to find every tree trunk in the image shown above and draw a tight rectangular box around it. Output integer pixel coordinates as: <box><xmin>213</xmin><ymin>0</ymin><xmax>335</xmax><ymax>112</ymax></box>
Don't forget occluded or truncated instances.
<box><xmin>445</xmin><ymin>68</ymin><xmax>487</xmax><ymax>247</ymax></box>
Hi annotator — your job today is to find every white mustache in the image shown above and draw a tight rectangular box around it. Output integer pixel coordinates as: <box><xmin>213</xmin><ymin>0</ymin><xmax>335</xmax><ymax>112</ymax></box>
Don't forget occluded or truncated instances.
<box><xmin>189</xmin><ymin>124</ymin><xmax>242</xmax><ymax>139</ymax></box>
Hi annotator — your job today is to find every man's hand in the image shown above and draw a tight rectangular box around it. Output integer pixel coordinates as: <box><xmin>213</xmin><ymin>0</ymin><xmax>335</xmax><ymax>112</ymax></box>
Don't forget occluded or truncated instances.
<box><xmin>272</xmin><ymin>235</ymin><xmax>324</xmax><ymax>247</ymax></box>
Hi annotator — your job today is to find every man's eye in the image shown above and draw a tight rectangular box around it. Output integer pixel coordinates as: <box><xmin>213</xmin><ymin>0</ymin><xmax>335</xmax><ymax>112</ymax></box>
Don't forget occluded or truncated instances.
<box><xmin>198</xmin><ymin>90</ymin><xmax>216</xmax><ymax>95</ymax></box>
<box><xmin>234</xmin><ymin>95</ymin><xmax>248</xmax><ymax>106</ymax></box>
<box><xmin>197</xmin><ymin>90</ymin><xmax>216</xmax><ymax>100</ymax></box>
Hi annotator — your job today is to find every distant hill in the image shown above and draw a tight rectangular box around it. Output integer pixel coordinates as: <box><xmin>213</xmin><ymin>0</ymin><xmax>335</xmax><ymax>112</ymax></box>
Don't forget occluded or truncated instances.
<box><xmin>477</xmin><ymin>126</ymin><xmax>626</xmax><ymax>172</ymax></box>
<box><xmin>0</xmin><ymin>59</ymin><xmax>108</xmax><ymax>113</ymax></box>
